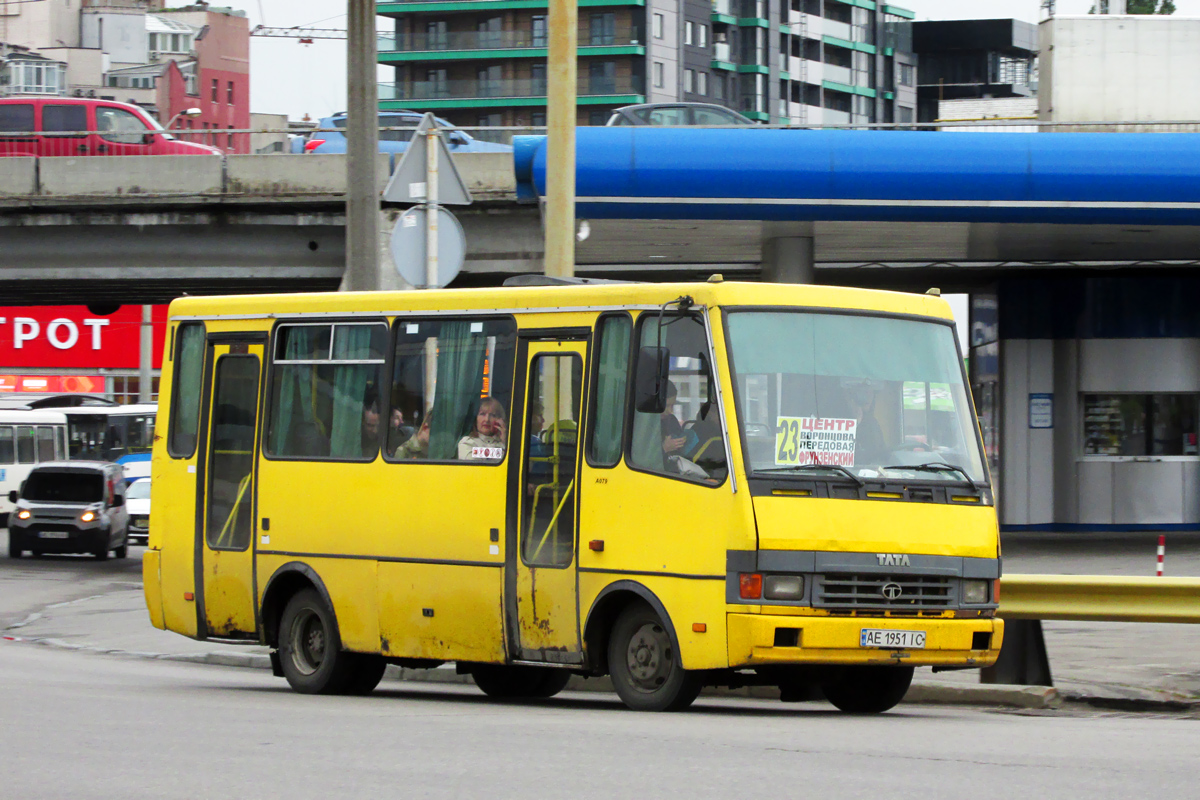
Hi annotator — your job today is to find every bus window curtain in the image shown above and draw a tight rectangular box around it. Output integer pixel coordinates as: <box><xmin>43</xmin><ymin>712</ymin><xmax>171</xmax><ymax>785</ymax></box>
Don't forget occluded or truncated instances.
<box><xmin>271</xmin><ymin>327</ymin><xmax>325</xmax><ymax>455</ymax></box>
<box><xmin>329</xmin><ymin>326</ymin><xmax>379</xmax><ymax>458</ymax></box>
<box><xmin>592</xmin><ymin>316</ymin><xmax>631</xmax><ymax>464</ymax></box>
<box><xmin>429</xmin><ymin>321</ymin><xmax>487</xmax><ymax>459</ymax></box>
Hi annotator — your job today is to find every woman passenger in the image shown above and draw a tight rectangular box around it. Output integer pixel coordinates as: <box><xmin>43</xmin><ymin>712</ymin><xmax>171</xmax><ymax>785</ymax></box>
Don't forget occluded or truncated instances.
<box><xmin>458</xmin><ymin>398</ymin><xmax>507</xmax><ymax>460</ymax></box>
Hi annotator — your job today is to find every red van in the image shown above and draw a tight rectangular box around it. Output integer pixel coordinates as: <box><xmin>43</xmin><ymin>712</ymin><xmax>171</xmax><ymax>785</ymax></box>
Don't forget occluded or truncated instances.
<box><xmin>0</xmin><ymin>97</ymin><xmax>221</xmax><ymax>157</ymax></box>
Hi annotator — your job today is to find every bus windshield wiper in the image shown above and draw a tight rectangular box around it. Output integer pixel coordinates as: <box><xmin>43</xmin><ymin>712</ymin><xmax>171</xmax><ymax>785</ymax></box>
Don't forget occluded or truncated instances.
<box><xmin>757</xmin><ymin>464</ymin><xmax>864</xmax><ymax>487</ymax></box>
<box><xmin>883</xmin><ymin>462</ymin><xmax>978</xmax><ymax>492</ymax></box>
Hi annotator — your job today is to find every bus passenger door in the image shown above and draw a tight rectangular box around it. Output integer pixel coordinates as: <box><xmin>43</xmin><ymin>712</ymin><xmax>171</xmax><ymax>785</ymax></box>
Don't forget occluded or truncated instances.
<box><xmin>508</xmin><ymin>340</ymin><xmax>587</xmax><ymax>664</ymax></box>
<box><xmin>198</xmin><ymin>340</ymin><xmax>264</xmax><ymax>638</ymax></box>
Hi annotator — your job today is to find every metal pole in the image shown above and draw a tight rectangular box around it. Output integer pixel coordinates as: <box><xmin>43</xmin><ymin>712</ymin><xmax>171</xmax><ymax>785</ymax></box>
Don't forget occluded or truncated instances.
<box><xmin>425</xmin><ymin>126</ymin><xmax>439</xmax><ymax>289</ymax></box>
<box><xmin>138</xmin><ymin>305</ymin><xmax>152</xmax><ymax>403</ymax></box>
<box><xmin>544</xmin><ymin>0</ymin><xmax>577</xmax><ymax>278</ymax></box>
<box><xmin>344</xmin><ymin>0</ymin><xmax>380</xmax><ymax>291</ymax></box>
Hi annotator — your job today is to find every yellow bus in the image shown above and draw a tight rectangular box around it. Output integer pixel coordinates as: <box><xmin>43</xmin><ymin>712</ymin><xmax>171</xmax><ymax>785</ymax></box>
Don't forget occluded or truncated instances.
<box><xmin>144</xmin><ymin>278</ymin><xmax>1002</xmax><ymax>713</ymax></box>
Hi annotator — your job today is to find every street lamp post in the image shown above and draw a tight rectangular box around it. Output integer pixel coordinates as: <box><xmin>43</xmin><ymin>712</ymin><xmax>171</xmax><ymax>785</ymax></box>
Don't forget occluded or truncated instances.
<box><xmin>544</xmin><ymin>0</ymin><xmax>577</xmax><ymax>278</ymax></box>
<box><xmin>345</xmin><ymin>0</ymin><xmax>380</xmax><ymax>291</ymax></box>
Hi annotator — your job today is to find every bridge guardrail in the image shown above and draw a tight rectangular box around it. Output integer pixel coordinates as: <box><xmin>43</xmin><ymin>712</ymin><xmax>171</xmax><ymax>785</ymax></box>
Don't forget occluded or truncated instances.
<box><xmin>985</xmin><ymin>573</ymin><xmax>1200</xmax><ymax>687</ymax></box>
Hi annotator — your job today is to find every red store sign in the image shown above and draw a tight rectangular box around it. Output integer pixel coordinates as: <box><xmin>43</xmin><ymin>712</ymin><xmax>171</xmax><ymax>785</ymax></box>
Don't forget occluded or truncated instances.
<box><xmin>0</xmin><ymin>306</ymin><xmax>169</xmax><ymax>370</ymax></box>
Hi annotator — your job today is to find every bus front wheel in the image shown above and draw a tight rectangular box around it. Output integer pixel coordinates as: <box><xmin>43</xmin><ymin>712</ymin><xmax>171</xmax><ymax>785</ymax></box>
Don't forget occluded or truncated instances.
<box><xmin>278</xmin><ymin>589</ymin><xmax>356</xmax><ymax>694</ymax></box>
<box><xmin>821</xmin><ymin>665</ymin><xmax>914</xmax><ymax>713</ymax></box>
<box><xmin>608</xmin><ymin>603</ymin><xmax>702</xmax><ymax>712</ymax></box>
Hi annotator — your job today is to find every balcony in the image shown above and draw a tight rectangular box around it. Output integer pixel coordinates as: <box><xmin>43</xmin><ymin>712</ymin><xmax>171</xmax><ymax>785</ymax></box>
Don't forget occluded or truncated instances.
<box><xmin>380</xmin><ymin>75</ymin><xmax>645</xmax><ymax>107</ymax></box>
<box><xmin>379</xmin><ymin>27</ymin><xmax>643</xmax><ymax>57</ymax></box>
<box><xmin>822</xmin><ymin>63</ymin><xmax>852</xmax><ymax>85</ymax></box>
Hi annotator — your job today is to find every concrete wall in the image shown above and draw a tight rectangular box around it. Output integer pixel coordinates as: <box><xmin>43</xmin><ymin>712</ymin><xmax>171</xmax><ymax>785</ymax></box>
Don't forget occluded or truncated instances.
<box><xmin>647</xmin><ymin>0</ymin><xmax>680</xmax><ymax>103</ymax></box>
<box><xmin>81</xmin><ymin>11</ymin><xmax>149</xmax><ymax>65</ymax></box>
<box><xmin>1040</xmin><ymin>15</ymin><xmax>1200</xmax><ymax>122</ymax></box>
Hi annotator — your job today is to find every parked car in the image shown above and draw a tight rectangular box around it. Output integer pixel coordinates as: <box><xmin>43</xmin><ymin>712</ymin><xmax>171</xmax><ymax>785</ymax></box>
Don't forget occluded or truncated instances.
<box><xmin>7</xmin><ymin>461</ymin><xmax>129</xmax><ymax>560</ymax></box>
<box><xmin>125</xmin><ymin>478</ymin><xmax>150</xmax><ymax>547</ymax></box>
<box><xmin>606</xmin><ymin>102</ymin><xmax>755</xmax><ymax>127</ymax></box>
<box><xmin>0</xmin><ymin>97</ymin><xmax>222</xmax><ymax>157</ymax></box>
<box><xmin>296</xmin><ymin>111</ymin><xmax>512</xmax><ymax>155</ymax></box>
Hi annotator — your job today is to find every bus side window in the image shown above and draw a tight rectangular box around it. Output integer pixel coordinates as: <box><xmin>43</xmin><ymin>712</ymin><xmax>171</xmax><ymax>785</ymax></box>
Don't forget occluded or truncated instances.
<box><xmin>16</xmin><ymin>426</ymin><xmax>35</xmax><ymax>464</ymax></box>
<box><xmin>627</xmin><ymin>313</ymin><xmax>727</xmax><ymax>484</ymax></box>
<box><xmin>386</xmin><ymin>316</ymin><xmax>517</xmax><ymax>462</ymax></box>
<box><xmin>0</xmin><ymin>427</ymin><xmax>14</xmax><ymax>464</ymax></box>
<box><xmin>586</xmin><ymin>313</ymin><xmax>632</xmax><ymax>467</ymax></box>
<box><xmin>36</xmin><ymin>427</ymin><xmax>56</xmax><ymax>462</ymax></box>
<box><xmin>168</xmin><ymin>323</ymin><xmax>206</xmax><ymax>458</ymax></box>
<box><xmin>266</xmin><ymin>322</ymin><xmax>389</xmax><ymax>461</ymax></box>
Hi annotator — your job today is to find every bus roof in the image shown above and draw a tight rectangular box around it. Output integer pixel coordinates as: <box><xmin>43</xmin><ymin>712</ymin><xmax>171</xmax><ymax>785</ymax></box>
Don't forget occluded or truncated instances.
<box><xmin>0</xmin><ymin>409</ymin><xmax>69</xmax><ymax>424</ymax></box>
<box><xmin>166</xmin><ymin>280</ymin><xmax>954</xmax><ymax>324</ymax></box>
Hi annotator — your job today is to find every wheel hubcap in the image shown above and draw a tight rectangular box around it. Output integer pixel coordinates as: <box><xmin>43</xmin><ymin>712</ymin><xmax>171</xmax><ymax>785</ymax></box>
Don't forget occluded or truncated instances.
<box><xmin>625</xmin><ymin>622</ymin><xmax>673</xmax><ymax>692</ymax></box>
<box><xmin>289</xmin><ymin>609</ymin><xmax>325</xmax><ymax>676</ymax></box>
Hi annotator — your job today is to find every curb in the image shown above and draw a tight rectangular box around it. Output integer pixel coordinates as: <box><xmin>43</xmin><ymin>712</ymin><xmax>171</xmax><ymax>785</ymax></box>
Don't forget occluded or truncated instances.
<box><xmin>3</xmin><ymin>633</ymin><xmax>1067</xmax><ymax>709</ymax></box>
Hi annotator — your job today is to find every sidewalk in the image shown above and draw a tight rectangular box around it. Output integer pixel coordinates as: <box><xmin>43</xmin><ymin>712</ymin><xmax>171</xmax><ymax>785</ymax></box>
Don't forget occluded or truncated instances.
<box><xmin>5</xmin><ymin>584</ymin><xmax>1199</xmax><ymax>711</ymax></box>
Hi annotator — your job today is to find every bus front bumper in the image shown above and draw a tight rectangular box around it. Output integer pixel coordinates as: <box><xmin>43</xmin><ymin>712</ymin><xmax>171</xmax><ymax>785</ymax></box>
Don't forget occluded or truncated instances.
<box><xmin>727</xmin><ymin>613</ymin><xmax>1004</xmax><ymax>668</ymax></box>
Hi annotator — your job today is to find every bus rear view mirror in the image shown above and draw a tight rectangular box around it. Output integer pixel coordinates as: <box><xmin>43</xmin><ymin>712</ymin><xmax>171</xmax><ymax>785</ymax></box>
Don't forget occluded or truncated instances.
<box><xmin>635</xmin><ymin>346</ymin><xmax>671</xmax><ymax>414</ymax></box>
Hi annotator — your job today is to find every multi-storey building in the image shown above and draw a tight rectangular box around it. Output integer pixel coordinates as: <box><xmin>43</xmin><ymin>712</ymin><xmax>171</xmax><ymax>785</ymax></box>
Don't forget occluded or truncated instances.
<box><xmin>375</xmin><ymin>0</ymin><xmax>917</xmax><ymax>127</ymax></box>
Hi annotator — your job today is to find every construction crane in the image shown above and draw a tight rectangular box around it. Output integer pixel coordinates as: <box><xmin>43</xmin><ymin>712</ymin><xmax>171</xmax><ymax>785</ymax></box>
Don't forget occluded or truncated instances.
<box><xmin>250</xmin><ymin>25</ymin><xmax>348</xmax><ymax>44</ymax></box>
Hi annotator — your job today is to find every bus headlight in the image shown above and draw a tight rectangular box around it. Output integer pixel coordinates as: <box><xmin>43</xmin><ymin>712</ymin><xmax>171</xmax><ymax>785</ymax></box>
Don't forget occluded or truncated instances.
<box><xmin>16</xmin><ymin>509</ymin><xmax>31</xmax><ymax>521</ymax></box>
<box><xmin>963</xmin><ymin>579</ymin><xmax>990</xmax><ymax>604</ymax></box>
<box><xmin>80</xmin><ymin>511</ymin><xmax>96</xmax><ymax>523</ymax></box>
<box><xmin>763</xmin><ymin>575</ymin><xmax>805</xmax><ymax>600</ymax></box>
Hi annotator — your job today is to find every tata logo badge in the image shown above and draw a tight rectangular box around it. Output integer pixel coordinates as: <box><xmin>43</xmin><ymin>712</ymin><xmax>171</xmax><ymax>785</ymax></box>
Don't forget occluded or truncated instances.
<box><xmin>880</xmin><ymin>582</ymin><xmax>904</xmax><ymax>601</ymax></box>
<box><xmin>876</xmin><ymin>553</ymin><xmax>911</xmax><ymax>567</ymax></box>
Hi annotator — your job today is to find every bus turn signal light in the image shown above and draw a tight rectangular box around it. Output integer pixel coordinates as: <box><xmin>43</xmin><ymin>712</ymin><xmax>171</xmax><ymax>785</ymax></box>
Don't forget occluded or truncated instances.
<box><xmin>739</xmin><ymin>573</ymin><xmax>762</xmax><ymax>600</ymax></box>
<box><xmin>184</xmin><ymin>592</ymin><xmax>194</xmax><ymax>601</ymax></box>
<box><xmin>993</xmin><ymin>579</ymin><xmax>1001</xmax><ymax>603</ymax></box>
<box><xmin>692</xmin><ymin>623</ymin><xmax>707</xmax><ymax>633</ymax></box>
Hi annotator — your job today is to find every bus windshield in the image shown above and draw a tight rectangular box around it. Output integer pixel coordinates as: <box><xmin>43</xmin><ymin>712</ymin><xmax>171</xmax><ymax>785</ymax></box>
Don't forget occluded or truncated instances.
<box><xmin>726</xmin><ymin>310</ymin><xmax>986</xmax><ymax>485</ymax></box>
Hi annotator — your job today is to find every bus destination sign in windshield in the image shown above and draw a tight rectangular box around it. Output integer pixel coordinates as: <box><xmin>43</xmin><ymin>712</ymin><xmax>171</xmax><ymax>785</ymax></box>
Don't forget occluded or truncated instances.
<box><xmin>775</xmin><ymin>416</ymin><xmax>858</xmax><ymax>466</ymax></box>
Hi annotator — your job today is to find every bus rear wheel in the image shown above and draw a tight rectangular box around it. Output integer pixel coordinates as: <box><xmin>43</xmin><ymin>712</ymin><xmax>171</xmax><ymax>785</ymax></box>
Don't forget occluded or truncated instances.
<box><xmin>608</xmin><ymin>603</ymin><xmax>702</xmax><ymax>712</ymax></box>
<box><xmin>471</xmin><ymin>665</ymin><xmax>571</xmax><ymax>699</ymax></box>
<box><xmin>821</xmin><ymin>665</ymin><xmax>914</xmax><ymax>714</ymax></box>
<box><xmin>278</xmin><ymin>589</ymin><xmax>356</xmax><ymax>694</ymax></box>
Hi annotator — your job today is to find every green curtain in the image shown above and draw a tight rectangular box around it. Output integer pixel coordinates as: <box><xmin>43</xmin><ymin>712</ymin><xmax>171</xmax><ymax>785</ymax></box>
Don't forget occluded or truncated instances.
<box><xmin>171</xmin><ymin>324</ymin><xmax>205</xmax><ymax>448</ymax></box>
<box><xmin>428</xmin><ymin>321</ymin><xmax>487</xmax><ymax>459</ymax></box>
<box><xmin>591</xmin><ymin>316</ymin><xmax>631</xmax><ymax>464</ymax></box>
<box><xmin>270</xmin><ymin>326</ymin><xmax>325</xmax><ymax>455</ymax></box>
<box><xmin>329</xmin><ymin>326</ymin><xmax>379</xmax><ymax>458</ymax></box>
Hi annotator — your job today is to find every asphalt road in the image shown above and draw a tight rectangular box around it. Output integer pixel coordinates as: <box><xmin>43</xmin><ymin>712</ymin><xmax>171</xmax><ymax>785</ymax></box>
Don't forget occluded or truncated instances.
<box><xmin>3</xmin><ymin>643</ymin><xmax>1198</xmax><ymax>800</ymax></box>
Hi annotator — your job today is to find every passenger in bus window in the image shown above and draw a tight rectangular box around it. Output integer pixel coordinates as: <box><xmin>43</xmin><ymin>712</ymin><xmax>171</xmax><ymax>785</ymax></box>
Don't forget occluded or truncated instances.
<box><xmin>395</xmin><ymin>412</ymin><xmax>432</xmax><ymax>459</ymax></box>
<box><xmin>360</xmin><ymin>393</ymin><xmax>382</xmax><ymax>458</ymax></box>
<box><xmin>846</xmin><ymin>381</ymin><xmax>888</xmax><ymax>466</ymax></box>
<box><xmin>390</xmin><ymin>407</ymin><xmax>415</xmax><ymax>447</ymax></box>
<box><xmin>458</xmin><ymin>398</ymin><xmax>507</xmax><ymax>460</ymax></box>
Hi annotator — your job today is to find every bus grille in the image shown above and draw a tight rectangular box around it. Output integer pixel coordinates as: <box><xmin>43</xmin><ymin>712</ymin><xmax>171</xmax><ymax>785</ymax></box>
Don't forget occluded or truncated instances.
<box><xmin>816</xmin><ymin>574</ymin><xmax>955</xmax><ymax>609</ymax></box>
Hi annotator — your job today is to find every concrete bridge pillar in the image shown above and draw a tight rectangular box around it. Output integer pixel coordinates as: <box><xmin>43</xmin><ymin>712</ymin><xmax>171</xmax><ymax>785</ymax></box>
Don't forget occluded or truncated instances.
<box><xmin>761</xmin><ymin>222</ymin><xmax>815</xmax><ymax>284</ymax></box>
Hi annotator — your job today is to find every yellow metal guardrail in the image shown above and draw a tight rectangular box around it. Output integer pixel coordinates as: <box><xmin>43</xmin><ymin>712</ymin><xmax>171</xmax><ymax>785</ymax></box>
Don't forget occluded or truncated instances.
<box><xmin>999</xmin><ymin>574</ymin><xmax>1200</xmax><ymax>624</ymax></box>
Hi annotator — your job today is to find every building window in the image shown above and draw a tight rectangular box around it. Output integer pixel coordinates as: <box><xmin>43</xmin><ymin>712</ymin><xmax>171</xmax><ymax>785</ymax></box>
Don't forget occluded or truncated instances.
<box><xmin>697</xmin><ymin>71</ymin><xmax>708</xmax><ymax>96</ymax></box>
<box><xmin>426</xmin><ymin>20</ymin><xmax>448</xmax><ymax>50</ymax></box>
<box><xmin>427</xmin><ymin>68</ymin><xmax>448</xmax><ymax>98</ymax></box>
<box><xmin>699</xmin><ymin>24</ymin><xmax>708</xmax><ymax>48</ymax></box>
<box><xmin>531</xmin><ymin>111</ymin><xmax>546</xmax><ymax>126</ymax></box>
<box><xmin>590</xmin><ymin>12</ymin><xmax>615</xmax><ymax>45</ymax></box>
<box><xmin>531</xmin><ymin>16</ymin><xmax>547</xmax><ymax>47</ymax></box>
<box><xmin>653</xmin><ymin>13</ymin><xmax>664</xmax><ymax>39</ymax></box>
<box><xmin>211</xmin><ymin>78</ymin><xmax>218</xmax><ymax>102</ymax></box>
<box><xmin>5</xmin><ymin>60</ymin><xmax>66</xmax><ymax>95</ymax></box>
<box><xmin>712</xmin><ymin>73</ymin><xmax>725</xmax><ymax>100</ymax></box>
<box><xmin>898</xmin><ymin>62</ymin><xmax>915</xmax><ymax>87</ymax></box>
<box><xmin>478</xmin><ymin>16</ymin><xmax>503</xmax><ymax>48</ymax></box>
<box><xmin>227</xmin><ymin>81</ymin><xmax>234</xmax><ymax>105</ymax></box>
<box><xmin>531</xmin><ymin>63</ymin><xmax>547</xmax><ymax>95</ymax></box>
<box><xmin>589</xmin><ymin>109</ymin><xmax>608</xmax><ymax>126</ymax></box>
<box><xmin>589</xmin><ymin>60</ymin><xmax>616</xmax><ymax>94</ymax></box>
<box><xmin>898</xmin><ymin>105</ymin><xmax>914</xmax><ymax>123</ymax></box>
<box><xmin>1083</xmin><ymin>395</ymin><xmax>1200</xmax><ymax>457</ymax></box>
<box><xmin>653</xmin><ymin>61</ymin><xmax>664</xmax><ymax>89</ymax></box>
<box><xmin>684</xmin><ymin>68</ymin><xmax>694</xmax><ymax>93</ymax></box>
<box><xmin>685</xmin><ymin>21</ymin><xmax>694</xmax><ymax>46</ymax></box>
<box><xmin>477</xmin><ymin>65</ymin><xmax>502</xmax><ymax>97</ymax></box>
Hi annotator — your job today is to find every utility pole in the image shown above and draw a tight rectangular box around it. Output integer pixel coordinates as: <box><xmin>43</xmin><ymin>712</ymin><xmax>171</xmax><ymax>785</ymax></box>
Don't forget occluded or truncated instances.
<box><xmin>543</xmin><ymin>0</ymin><xmax>577</xmax><ymax>278</ymax></box>
<box><xmin>344</xmin><ymin>0</ymin><xmax>380</xmax><ymax>291</ymax></box>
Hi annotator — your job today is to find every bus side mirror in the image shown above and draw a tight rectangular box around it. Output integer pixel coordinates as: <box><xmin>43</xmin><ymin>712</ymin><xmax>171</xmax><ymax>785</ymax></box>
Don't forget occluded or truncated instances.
<box><xmin>7</xmin><ymin>490</ymin><xmax>16</xmax><ymax>503</ymax></box>
<box><xmin>634</xmin><ymin>346</ymin><xmax>671</xmax><ymax>413</ymax></box>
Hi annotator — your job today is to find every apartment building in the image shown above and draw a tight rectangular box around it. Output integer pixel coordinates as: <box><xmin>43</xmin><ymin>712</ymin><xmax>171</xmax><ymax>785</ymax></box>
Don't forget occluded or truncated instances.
<box><xmin>375</xmin><ymin>0</ymin><xmax>917</xmax><ymax>127</ymax></box>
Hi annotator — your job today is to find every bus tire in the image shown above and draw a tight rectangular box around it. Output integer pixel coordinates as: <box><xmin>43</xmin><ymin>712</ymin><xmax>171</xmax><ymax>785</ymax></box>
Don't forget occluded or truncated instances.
<box><xmin>344</xmin><ymin>654</ymin><xmax>387</xmax><ymax>695</ymax></box>
<box><xmin>470</xmin><ymin>665</ymin><xmax>570</xmax><ymax>699</ymax></box>
<box><xmin>278</xmin><ymin>588</ymin><xmax>355</xmax><ymax>695</ymax></box>
<box><xmin>821</xmin><ymin>666</ymin><xmax>914</xmax><ymax>714</ymax></box>
<box><xmin>607</xmin><ymin>603</ymin><xmax>701</xmax><ymax>712</ymax></box>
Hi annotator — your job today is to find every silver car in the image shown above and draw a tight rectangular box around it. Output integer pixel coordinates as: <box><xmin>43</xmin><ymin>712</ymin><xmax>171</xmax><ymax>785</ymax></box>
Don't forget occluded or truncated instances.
<box><xmin>7</xmin><ymin>461</ymin><xmax>130</xmax><ymax>560</ymax></box>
